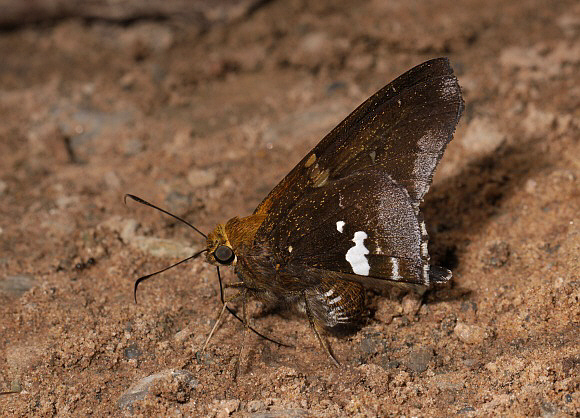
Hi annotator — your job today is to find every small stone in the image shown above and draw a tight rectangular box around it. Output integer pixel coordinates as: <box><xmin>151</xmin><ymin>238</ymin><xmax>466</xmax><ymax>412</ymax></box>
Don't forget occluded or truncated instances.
<box><xmin>118</xmin><ymin>369</ymin><xmax>198</xmax><ymax>411</ymax></box>
<box><xmin>104</xmin><ymin>171</ymin><xmax>121</xmax><ymax>189</ymax></box>
<box><xmin>401</xmin><ymin>293</ymin><xmax>422</xmax><ymax>316</ymax></box>
<box><xmin>187</xmin><ymin>168</ymin><xmax>217</xmax><ymax>188</ymax></box>
<box><xmin>0</xmin><ymin>275</ymin><xmax>37</xmax><ymax>299</ymax></box>
<box><xmin>454</xmin><ymin>322</ymin><xmax>486</xmax><ymax>345</ymax></box>
<box><xmin>124</xmin><ymin>343</ymin><xmax>141</xmax><ymax>360</ymax></box>
<box><xmin>174</xmin><ymin>327</ymin><xmax>193</xmax><ymax>343</ymax></box>
<box><xmin>406</xmin><ymin>347</ymin><xmax>434</xmax><ymax>373</ymax></box>
<box><xmin>131</xmin><ymin>236</ymin><xmax>198</xmax><ymax>259</ymax></box>
<box><xmin>524</xmin><ymin>179</ymin><xmax>537</xmax><ymax>194</ymax></box>
<box><xmin>457</xmin><ymin>406</ymin><xmax>476</xmax><ymax>414</ymax></box>
<box><xmin>247</xmin><ymin>400</ymin><xmax>265</xmax><ymax>412</ymax></box>
<box><xmin>360</xmin><ymin>333</ymin><xmax>384</xmax><ymax>355</ymax></box>
<box><xmin>123</xmin><ymin>138</ymin><xmax>144</xmax><ymax>156</ymax></box>
<box><xmin>462</xmin><ymin>117</ymin><xmax>506</xmax><ymax>154</ymax></box>
<box><xmin>216</xmin><ymin>399</ymin><xmax>240</xmax><ymax>417</ymax></box>
<box><xmin>432</xmin><ymin>373</ymin><xmax>465</xmax><ymax>391</ymax></box>
<box><xmin>484</xmin><ymin>361</ymin><xmax>498</xmax><ymax>373</ymax></box>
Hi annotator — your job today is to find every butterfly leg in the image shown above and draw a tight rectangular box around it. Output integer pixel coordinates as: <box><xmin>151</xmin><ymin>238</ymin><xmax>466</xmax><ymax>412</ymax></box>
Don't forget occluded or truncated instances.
<box><xmin>232</xmin><ymin>287</ymin><xmax>249</xmax><ymax>379</ymax></box>
<box><xmin>302</xmin><ymin>290</ymin><xmax>340</xmax><ymax>366</ymax></box>
<box><xmin>201</xmin><ymin>289</ymin><xmax>245</xmax><ymax>352</ymax></box>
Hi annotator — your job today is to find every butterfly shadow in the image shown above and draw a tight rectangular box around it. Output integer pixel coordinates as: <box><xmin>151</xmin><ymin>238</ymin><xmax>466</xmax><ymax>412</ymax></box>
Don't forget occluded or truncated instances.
<box><xmin>420</xmin><ymin>136</ymin><xmax>554</xmax><ymax>302</ymax></box>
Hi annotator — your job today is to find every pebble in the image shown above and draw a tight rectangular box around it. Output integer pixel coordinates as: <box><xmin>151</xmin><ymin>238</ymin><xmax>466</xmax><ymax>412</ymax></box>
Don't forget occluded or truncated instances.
<box><xmin>124</xmin><ymin>343</ymin><xmax>142</xmax><ymax>360</ymax></box>
<box><xmin>118</xmin><ymin>369</ymin><xmax>197</xmax><ymax>411</ymax></box>
<box><xmin>406</xmin><ymin>346</ymin><xmax>434</xmax><ymax>373</ymax></box>
<box><xmin>187</xmin><ymin>168</ymin><xmax>217</xmax><ymax>188</ymax></box>
<box><xmin>216</xmin><ymin>399</ymin><xmax>240</xmax><ymax>417</ymax></box>
<box><xmin>247</xmin><ymin>400</ymin><xmax>265</xmax><ymax>412</ymax></box>
<box><xmin>122</xmin><ymin>138</ymin><xmax>144</xmax><ymax>156</ymax></box>
<box><xmin>432</xmin><ymin>373</ymin><xmax>466</xmax><ymax>391</ymax></box>
<box><xmin>360</xmin><ymin>333</ymin><xmax>385</xmax><ymax>355</ymax></box>
<box><xmin>454</xmin><ymin>322</ymin><xmax>486</xmax><ymax>345</ymax></box>
<box><xmin>524</xmin><ymin>179</ymin><xmax>537</xmax><ymax>194</ymax></box>
<box><xmin>0</xmin><ymin>275</ymin><xmax>37</xmax><ymax>298</ymax></box>
<box><xmin>401</xmin><ymin>293</ymin><xmax>422</xmax><ymax>316</ymax></box>
<box><xmin>462</xmin><ymin>117</ymin><xmax>506</xmax><ymax>154</ymax></box>
<box><xmin>130</xmin><ymin>236</ymin><xmax>198</xmax><ymax>259</ymax></box>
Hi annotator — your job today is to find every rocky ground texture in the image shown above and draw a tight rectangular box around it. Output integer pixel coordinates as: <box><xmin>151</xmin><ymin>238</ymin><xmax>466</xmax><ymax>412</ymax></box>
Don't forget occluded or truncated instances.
<box><xmin>0</xmin><ymin>0</ymin><xmax>578</xmax><ymax>416</ymax></box>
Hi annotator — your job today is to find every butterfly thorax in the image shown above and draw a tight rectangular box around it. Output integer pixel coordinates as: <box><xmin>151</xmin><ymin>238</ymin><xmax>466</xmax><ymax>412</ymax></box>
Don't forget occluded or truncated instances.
<box><xmin>206</xmin><ymin>213</ymin><xmax>311</xmax><ymax>301</ymax></box>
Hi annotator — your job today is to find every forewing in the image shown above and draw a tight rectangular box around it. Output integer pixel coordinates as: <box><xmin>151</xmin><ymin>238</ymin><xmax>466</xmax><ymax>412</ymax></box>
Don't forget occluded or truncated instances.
<box><xmin>255</xmin><ymin>58</ymin><xmax>463</xmax><ymax>228</ymax></box>
<box><xmin>255</xmin><ymin>169</ymin><xmax>432</xmax><ymax>287</ymax></box>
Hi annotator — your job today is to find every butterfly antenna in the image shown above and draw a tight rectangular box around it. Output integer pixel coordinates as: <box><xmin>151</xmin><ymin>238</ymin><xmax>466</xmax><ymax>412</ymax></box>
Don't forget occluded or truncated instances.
<box><xmin>133</xmin><ymin>249</ymin><xmax>207</xmax><ymax>303</ymax></box>
<box><xmin>124</xmin><ymin>194</ymin><xmax>207</xmax><ymax>239</ymax></box>
<box><xmin>216</xmin><ymin>267</ymin><xmax>293</xmax><ymax>348</ymax></box>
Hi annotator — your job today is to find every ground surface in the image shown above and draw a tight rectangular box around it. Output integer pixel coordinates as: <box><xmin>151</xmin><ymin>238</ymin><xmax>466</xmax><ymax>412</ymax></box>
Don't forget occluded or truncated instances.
<box><xmin>0</xmin><ymin>0</ymin><xmax>579</xmax><ymax>416</ymax></box>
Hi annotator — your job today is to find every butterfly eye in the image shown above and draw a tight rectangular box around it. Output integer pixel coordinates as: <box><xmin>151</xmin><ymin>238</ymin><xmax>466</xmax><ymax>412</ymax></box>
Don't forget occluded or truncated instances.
<box><xmin>214</xmin><ymin>245</ymin><xmax>235</xmax><ymax>264</ymax></box>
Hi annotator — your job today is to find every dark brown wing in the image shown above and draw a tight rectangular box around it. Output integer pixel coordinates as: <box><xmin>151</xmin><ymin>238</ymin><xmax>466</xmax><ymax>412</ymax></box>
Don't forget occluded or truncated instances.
<box><xmin>254</xmin><ymin>58</ymin><xmax>463</xmax><ymax>221</ymax></box>
<box><xmin>252</xmin><ymin>58</ymin><xmax>463</xmax><ymax>288</ymax></box>
<box><xmin>257</xmin><ymin>169</ymin><xmax>433</xmax><ymax>287</ymax></box>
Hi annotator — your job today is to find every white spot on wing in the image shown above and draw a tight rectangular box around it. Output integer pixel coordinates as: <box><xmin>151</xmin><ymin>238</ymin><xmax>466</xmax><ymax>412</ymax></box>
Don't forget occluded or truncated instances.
<box><xmin>346</xmin><ymin>231</ymin><xmax>370</xmax><ymax>276</ymax></box>
<box><xmin>390</xmin><ymin>257</ymin><xmax>403</xmax><ymax>279</ymax></box>
<box><xmin>288</xmin><ymin>245</ymin><xmax>293</xmax><ymax>253</ymax></box>
<box><xmin>421</xmin><ymin>241</ymin><xmax>429</xmax><ymax>257</ymax></box>
<box><xmin>324</xmin><ymin>289</ymin><xmax>334</xmax><ymax>297</ymax></box>
<box><xmin>336</xmin><ymin>221</ymin><xmax>345</xmax><ymax>233</ymax></box>
<box><xmin>420</xmin><ymin>221</ymin><xmax>428</xmax><ymax>236</ymax></box>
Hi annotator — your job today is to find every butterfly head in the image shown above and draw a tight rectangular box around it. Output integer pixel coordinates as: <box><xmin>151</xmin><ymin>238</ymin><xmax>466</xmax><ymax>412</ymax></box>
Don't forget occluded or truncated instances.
<box><xmin>206</xmin><ymin>223</ymin><xmax>237</xmax><ymax>266</ymax></box>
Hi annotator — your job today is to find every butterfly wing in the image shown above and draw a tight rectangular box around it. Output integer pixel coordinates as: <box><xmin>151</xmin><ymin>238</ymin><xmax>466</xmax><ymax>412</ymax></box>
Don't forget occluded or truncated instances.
<box><xmin>252</xmin><ymin>58</ymin><xmax>463</xmax><ymax>287</ymax></box>
<box><xmin>255</xmin><ymin>57</ymin><xmax>463</xmax><ymax>220</ymax></box>
<box><xmin>256</xmin><ymin>168</ymin><xmax>433</xmax><ymax>287</ymax></box>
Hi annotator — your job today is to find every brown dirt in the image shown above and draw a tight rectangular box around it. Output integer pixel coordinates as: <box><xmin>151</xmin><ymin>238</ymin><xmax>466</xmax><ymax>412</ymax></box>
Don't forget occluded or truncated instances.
<box><xmin>1</xmin><ymin>0</ymin><xmax>579</xmax><ymax>416</ymax></box>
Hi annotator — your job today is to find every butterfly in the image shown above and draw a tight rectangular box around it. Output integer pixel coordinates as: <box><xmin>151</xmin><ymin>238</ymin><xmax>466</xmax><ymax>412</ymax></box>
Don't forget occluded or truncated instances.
<box><xmin>128</xmin><ymin>57</ymin><xmax>464</xmax><ymax>367</ymax></box>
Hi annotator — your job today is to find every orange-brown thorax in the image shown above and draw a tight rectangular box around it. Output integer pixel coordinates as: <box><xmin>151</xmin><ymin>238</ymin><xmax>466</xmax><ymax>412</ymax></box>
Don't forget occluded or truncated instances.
<box><xmin>205</xmin><ymin>213</ymin><xmax>267</xmax><ymax>266</ymax></box>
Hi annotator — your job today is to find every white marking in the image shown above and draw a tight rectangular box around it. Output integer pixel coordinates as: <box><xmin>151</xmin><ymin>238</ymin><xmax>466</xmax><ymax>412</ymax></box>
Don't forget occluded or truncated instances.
<box><xmin>336</xmin><ymin>221</ymin><xmax>345</xmax><ymax>233</ymax></box>
<box><xmin>423</xmin><ymin>264</ymin><xmax>430</xmax><ymax>283</ymax></box>
<box><xmin>346</xmin><ymin>231</ymin><xmax>370</xmax><ymax>276</ymax></box>
<box><xmin>421</xmin><ymin>241</ymin><xmax>429</xmax><ymax>257</ymax></box>
<box><xmin>420</xmin><ymin>221</ymin><xmax>428</xmax><ymax>236</ymax></box>
<box><xmin>323</xmin><ymin>289</ymin><xmax>334</xmax><ymax>298</ymax></box>
<box><xmin>329</xmin><ymin>295</ymin><xmax>342</xmax><ymax>305</ymax></box>
<box><xmin>288</xmin><ymin>246</ymin><xmax>293</xmax><ymax>253</ymax></box>
<box><xmin>390</xmin><ymin>257</ymin><xmax>402</xmax><ymax>279</ymax></box>
<box><xmin>369</xmin><ymin>150</ymin><xmax>376</xmax><ymax>163</ymax></box>
<box><xmin>338</xmin><ymin>194</ymin><xmax>344</xmax><ymax>208</ymax></box>
<box><xmin>397</xmin><ymin>99</ymin><xmax>402</xmax><ymax>106</ymax></box>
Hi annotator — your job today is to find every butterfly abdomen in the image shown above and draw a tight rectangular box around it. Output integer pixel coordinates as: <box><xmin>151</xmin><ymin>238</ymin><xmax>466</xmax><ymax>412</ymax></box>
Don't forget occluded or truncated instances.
<box><xmin>304</xmin><ymin>278</ymin><xmax>365</xmax><ymax>330</ymax></box>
